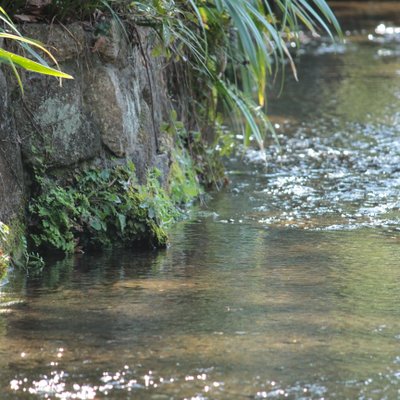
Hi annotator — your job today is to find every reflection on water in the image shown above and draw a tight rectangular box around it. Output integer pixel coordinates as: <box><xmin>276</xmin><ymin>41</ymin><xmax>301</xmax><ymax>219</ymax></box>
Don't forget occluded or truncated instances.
<box><xmin>2</xmin><ymin>228</ymin><xmax>400</xmax><ymax>399</ymax></box>
<box><xmin>2</xmin><ymin>4</ymin><xmax>400</xmax><ymax>399</ymax></box>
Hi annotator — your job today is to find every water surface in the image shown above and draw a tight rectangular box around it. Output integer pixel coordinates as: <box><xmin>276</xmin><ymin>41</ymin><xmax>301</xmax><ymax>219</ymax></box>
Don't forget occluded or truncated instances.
<box><xmin>2</xmin><ymin>4</ymin><xmax>400</xmax><ymax>399</ymax></box>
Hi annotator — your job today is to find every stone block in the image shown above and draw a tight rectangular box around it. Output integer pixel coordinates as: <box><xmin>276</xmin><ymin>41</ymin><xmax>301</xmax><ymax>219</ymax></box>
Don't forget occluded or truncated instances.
<box><xmin>21</xmin><ymin>23</ymin><xmax>86</xmax><ymax>63</ymax></box>
<box><xmin>15</xmin><ymin>65</ymin><xmax>101</xmax><ymax>167</ymax></box>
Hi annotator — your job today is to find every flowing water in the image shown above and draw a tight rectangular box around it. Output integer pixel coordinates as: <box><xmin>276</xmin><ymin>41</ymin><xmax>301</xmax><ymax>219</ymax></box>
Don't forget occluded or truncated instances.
<box><xmin>2</xmin><ymin>4</ymin><xmax>400</xmax><ymax>399</ymax></box>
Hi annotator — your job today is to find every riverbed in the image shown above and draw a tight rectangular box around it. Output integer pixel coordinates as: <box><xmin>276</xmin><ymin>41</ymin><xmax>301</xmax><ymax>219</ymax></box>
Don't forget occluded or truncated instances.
<box><xmin>2</xmin><ymin>3</ymin><xmax>400</xmax><ymax>399</ymax></box>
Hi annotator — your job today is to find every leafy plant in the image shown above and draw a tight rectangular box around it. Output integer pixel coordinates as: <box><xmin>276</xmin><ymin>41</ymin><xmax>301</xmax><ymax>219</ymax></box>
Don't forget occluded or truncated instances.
<box><xmin>13</xmin><ymin>236</ymin><xmax>45</xmax><ymax>274</ymax></box>
<box><xmin>0</xmin><ymin>7</ymin><xmax>73</xmax><ymax>92</ymax></box>
<box><xmin>128</xmin><ymin>0</ymin><xmax>341</xmax><ymax>148</ymax></box>
<box><xmin>0</xmin><ymin>220</ymin><xmax>44</xmax><ymax>275</ymax></box>
<box><xmin>138</xmin><ymin>168</ymin><xmax>181</xmax><ymax>225</ymax></box>
<box><xmin>29</xmin><ymin>175</ymin><xmax>80</xmax><ymax>252</ymax></box>
<box><xmin>28</xmin><ymin>163</ymin><xmax>184</xmax><ymax>253</ymax></box>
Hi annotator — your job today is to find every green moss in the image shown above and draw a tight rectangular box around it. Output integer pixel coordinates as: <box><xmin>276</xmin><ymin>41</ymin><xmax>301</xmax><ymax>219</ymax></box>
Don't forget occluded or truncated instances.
<box><xmin>28</xmin><ymin>162</ymin><xmax>179</xmax><ymax>253</ymax></box>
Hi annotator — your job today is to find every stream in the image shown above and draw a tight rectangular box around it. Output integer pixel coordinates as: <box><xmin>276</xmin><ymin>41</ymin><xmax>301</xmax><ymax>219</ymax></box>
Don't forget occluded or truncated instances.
<box><xmin>2</xmin><ymin>3</ymin><xmax>400</xmax><ymax>399</ymax></box>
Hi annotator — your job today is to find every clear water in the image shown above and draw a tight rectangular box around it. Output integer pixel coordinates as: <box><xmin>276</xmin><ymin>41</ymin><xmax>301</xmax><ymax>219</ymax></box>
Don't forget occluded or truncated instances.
<box><xmin>2</xmin><ymin>5</ymin><xmax>400</xmax><ymax>399</ymax></box>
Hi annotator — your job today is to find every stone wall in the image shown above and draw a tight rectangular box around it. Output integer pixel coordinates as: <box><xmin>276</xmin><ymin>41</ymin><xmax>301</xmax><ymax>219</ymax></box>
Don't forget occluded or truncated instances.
<box><xmin>0</xmin><ymin>21</ymin><xmax>173</xmax><ymax>223</ymax></box>
<box><xmin>0</xmin><ymin>70</ymin><xmax>24</xmax><ymax>223</ymax></box>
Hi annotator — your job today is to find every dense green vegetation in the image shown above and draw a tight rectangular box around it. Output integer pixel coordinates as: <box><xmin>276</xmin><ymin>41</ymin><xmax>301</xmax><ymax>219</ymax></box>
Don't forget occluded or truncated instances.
<box><xmin>129</xmin><ymin>0</ymin><xmax>340</xmax><ymax>147</ymax></box>
<box><xmin>29</xmin><ymin>163</ymin><xmax>175</xmax><ymax>252</ymax></box>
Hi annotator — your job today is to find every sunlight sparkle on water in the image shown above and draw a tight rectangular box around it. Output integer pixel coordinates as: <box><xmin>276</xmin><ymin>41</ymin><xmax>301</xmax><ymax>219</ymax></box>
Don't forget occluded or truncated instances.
<box><xmin>9</xmin><ymin>364</ymin><xmax>221</xmax><ymax>399</ymax></box>
<box><xmin>375</xmin><ymin>24</ymin><xmax>400</xmax><ymax>35</ymax></box>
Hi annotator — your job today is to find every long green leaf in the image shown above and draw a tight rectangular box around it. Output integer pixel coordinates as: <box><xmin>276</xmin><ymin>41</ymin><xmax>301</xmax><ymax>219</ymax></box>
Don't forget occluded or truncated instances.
<box><xmin>0</xmin><ymin>48</ymin><xmax>73</xmax><ymax>79</ymax></box>
<box><xmin>0</xmin><ymin>33</ymin><xmax>61</xmax><ymax>66</ymax></box>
